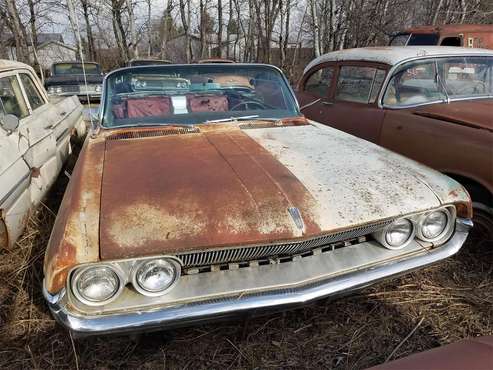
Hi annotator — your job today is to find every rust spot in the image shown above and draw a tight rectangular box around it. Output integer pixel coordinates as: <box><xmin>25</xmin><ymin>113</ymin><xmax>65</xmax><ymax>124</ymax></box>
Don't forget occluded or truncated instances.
<box><xmin>99</xmin><ymin>126</ymin><xmax>322</xmax><ymax>260</ymax></box>
<box><xmin>0</xmin><ymin>217</ymin><xmax>8</xmax><ymax>249</ymax></box>
<box><xmin>44</xmin><ymin>137</ymin><xmax>105</xmax><ymax>294</ymax></box>
<box><xmin>31</xmin><ymin>167</ymin><xmax>40</xmax><ymax>178</ymax></box>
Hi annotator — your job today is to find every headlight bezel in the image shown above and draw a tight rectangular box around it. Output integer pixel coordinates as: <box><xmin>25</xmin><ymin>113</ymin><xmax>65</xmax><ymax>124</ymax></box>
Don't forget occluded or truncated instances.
<box><xmin>131</xmin><ymin>258</ymin><xmax>181</xmax><ymax>297</ymax></box>
<box><xmin>373</xmin><ymin>206</ymin><xmax>456</xmax><ymax>250</ymax></box>
<box><xmin>69</xmin><ymin>256</ymin><xmax>182</xmax><ymax>306</ymax></box>
<box><xmin>373</xmin><ymin>217</ymin><xmax>416</xmax><ymax>250</ymax></box>
<box><xmin>71</xmin><ymin>264</ymin><xmax>125</xmax><ymax>306</ymax></box>
<box><xmin>416</xmin><ymin>208</ymin><xmax>453</xmax><ymax>243</ymax></box>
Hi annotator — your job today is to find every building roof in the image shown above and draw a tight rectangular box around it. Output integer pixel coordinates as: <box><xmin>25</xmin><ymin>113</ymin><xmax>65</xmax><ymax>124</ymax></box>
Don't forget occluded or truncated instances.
<box><xmin>38</xmin><ymin>40</ymin><xmax>77</xmax><ymax>52</ymax></box>
<box><xmin>404</xmin><ymin>24</ymin><xmax>493</xmax><ymax>34</ymax></box>
<box><xmin>4</xmin><ymin>33</ymin><xmax>64</xmax><ymax>47</ymax></box>
<box><xmin>304</xmin><ymin>46</ymin><xmax>493</xmax><ymax>73</ymax></box>
<box><xmin>0</xmin><ymin>59</ymin><xmax>34</xmax><ymax>72</ymax></box>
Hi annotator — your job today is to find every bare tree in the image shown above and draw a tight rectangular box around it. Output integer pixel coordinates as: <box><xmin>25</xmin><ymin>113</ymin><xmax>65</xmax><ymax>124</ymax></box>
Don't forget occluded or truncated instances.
<box><xmin>5</xmin><ymin>0</ymin><xmax>29</xmax><ymax>62</ymax></box>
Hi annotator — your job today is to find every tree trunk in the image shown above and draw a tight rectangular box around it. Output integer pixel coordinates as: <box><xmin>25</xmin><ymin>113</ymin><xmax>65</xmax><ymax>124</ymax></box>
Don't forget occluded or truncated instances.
<box><xmin>178</xmin><ymin>0</ymin><xmax>191</xmax><ymax>62</ymax></box>
<box><xmin>126</xmin><ymin>0</ymin><xmax>138</xmax><ymax>59</ymax></box>
<box><xmin>226</xmin><ymin>0</ymin><xmax>232</xmax><ymax>58</ymax></box>
<box><xmin>112</xmin><ymin>0</ymin><xmax>129</xmax><ymax>63</ymax></box>
<box><xmin>217</xmin><ymin>0</ymin><xmax>223</xmax><ymax>57</ymax></box>
<box><xmin>6</xmin><ymin>0</ymin><xmax>29</xmax><ymax>63</ymax></box>
<box><xmin>81</xmin><ymin>0</ymin><xmax>96</xmax><ymax>60</ymax></box>
<box><xmin>161</xmin><ymin>0</ymin><xmax>174</xmax><ymax>59</ymax></box>
<box><xmin>309</xmin><ymin>0</ymin><xmax>321</xmax><ymax>57</ymax></box>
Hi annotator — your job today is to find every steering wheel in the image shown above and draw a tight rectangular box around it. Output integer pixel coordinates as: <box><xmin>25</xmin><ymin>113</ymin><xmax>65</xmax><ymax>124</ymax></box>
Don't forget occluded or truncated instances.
<box><xmin>230</xmin><ymin>101</ymin><xmax>268</xmax><ymax>111</ymax></box>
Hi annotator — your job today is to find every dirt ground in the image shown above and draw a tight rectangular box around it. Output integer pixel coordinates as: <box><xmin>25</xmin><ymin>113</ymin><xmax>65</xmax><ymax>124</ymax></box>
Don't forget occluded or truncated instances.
<box><xmin>1</xmin><ymin>170</ymin><xmax>492</xmax><ymax>369</ymax></box>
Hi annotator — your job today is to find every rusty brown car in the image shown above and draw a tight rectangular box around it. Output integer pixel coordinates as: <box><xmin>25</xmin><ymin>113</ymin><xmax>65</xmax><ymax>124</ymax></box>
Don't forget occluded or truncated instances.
<box><xmin>297</xmin><ymin>46</ymin><xmax>493</xmax><ymax>236</ymax></box>
<box><xmin>390</xmin><ymin>24</ymin><xmax>493</xmax><ymax>49</ymax></box>
<box><xmin>43</xmin><ymin>63</ymin><xmax>472</xmax><ymax>336</ymax></box>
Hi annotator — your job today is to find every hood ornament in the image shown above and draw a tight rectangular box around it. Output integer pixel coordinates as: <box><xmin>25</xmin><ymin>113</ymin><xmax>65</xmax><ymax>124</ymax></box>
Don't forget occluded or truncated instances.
<box><xmin>288</xmin><ymin>207</ymin><xmax>305</xmax><ymax>233</ymax></box>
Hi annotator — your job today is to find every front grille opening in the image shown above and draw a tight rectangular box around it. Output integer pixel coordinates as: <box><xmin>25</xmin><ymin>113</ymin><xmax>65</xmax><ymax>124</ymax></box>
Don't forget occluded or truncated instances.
<box><xmin>107</xmin><ymin>127</ymin><xmax>200</xmax><ymax>141</ymax></box>
<box><xmin>182</xmin><ymin>235</ymin><xmax>370</xmax><ymax>275</ymax></box>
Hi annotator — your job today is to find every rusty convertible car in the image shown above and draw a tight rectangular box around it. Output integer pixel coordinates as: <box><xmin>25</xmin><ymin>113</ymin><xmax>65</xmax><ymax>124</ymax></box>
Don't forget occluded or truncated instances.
<box><xmin>297</xmin><ymin>46</ymin><xmax>493</xmax><ymax>236</ymax></box>
<box><xmin>1</xmin><ymin>60</ymin><xmax>85</xmax><ymax>249</ymax></box>
<box><xmin>43</xmin><ymin>63</ymin><xmax>472</xmax><ymax>336</ymax></box>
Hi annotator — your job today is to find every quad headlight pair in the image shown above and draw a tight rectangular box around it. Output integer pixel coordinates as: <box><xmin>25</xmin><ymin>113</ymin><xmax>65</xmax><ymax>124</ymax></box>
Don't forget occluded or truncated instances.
<box><xmin>373</xmin><ymin>207</ymin><xmax>454</xmax><ymax>250</ymax></box>
<box><xmin>71</xmin><ymin>257</ymin><xmax>181</xmax><ymax>306</ymax></box>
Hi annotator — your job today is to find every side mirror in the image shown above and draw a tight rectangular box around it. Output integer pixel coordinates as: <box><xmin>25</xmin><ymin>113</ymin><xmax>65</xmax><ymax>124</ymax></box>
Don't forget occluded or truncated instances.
<box><xmin>0</xmin><ymin>114</ymin><xmax>20</xmax><ymax>132</ymax></box>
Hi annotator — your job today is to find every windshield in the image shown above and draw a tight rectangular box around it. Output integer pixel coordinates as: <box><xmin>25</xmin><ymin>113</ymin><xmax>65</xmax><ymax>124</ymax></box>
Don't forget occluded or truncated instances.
<box><xmin>102</xmin><ymin>65</ymin><xmax>300</xmax><ymax>127</ymax></box>
<box><xmin>54</xmin><ymin>63</ymin><xmax>101</xmax><ymax>76</ymax></box>
<box><xmin>407</xmin><ymin>33</ymin><xmax>439</xmax><ymax>45</ymax></box>
<box><xmin>383</xmin><ymin>56</ymin><xmax>493</xmax><ymax>107</ymax></box>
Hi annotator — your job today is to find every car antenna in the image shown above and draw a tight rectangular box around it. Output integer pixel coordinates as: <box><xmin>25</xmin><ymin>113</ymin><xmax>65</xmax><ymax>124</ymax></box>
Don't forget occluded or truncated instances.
<box><xmin>67</xmin><ymin>0</ymin><xmax>94</xmax><ymax>131</ymax></box>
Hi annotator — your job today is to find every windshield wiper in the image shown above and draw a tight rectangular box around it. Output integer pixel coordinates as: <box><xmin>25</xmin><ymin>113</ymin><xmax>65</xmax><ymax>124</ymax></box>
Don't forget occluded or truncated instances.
<box><xmin>205</xmin><ymin>115</ymin><xmax>259</xmax><ymax>123</ymax></box>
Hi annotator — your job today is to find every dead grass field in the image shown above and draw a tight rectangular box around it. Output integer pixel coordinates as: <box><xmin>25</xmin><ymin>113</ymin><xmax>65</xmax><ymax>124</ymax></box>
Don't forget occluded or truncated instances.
<box><xmin>1</xmin><ymin>171</ymin><xmax>492</xmax><ymax>370</ymax></box>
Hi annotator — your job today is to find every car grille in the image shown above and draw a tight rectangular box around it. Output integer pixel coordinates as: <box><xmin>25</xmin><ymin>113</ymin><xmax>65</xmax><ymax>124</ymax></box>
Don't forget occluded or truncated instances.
<box><xmin>61</xmin><ymin>85</ymin><xmax>80</xmax><ymax>93</ymax></box>
<box><xmin>176</xmin><ymin>219</ymin><xmax>392</xmax><ymax>270</ymax></box>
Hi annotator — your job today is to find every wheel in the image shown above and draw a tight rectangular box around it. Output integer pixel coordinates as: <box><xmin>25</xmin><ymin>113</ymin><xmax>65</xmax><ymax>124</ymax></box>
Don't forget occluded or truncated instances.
<box><xmin>466</xmin><ymin>184</ymin><xmax>493</xmax><ymax>242</ymax></box>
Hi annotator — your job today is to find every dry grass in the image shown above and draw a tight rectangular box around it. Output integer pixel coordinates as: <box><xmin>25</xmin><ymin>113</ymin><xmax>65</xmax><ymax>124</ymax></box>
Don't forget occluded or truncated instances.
<box><xmin>0</xmin><ymin>172</ymin><xmax>492</xmax><ymax>369</ymax></box>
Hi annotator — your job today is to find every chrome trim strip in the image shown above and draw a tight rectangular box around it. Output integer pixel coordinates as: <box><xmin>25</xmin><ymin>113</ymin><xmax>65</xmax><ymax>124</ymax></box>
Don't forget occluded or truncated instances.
<box><xmin>176</xmin><ymin>219</ymin><xmax>391</xmax><ymax>267</ymax></box>
<box><xmin>44</xmin><ymin>219</ymin><xmax>471</xmax><ymax>336</ymax></box>
<box><xmin>0</xmin><ymin>171</ymin><xmax>31</xmax><ymax>206</ymax></box>
<box><xmin>377</xmin><ymin>54</ymin><xmax>493</xmax><ymax>109</ymax></box>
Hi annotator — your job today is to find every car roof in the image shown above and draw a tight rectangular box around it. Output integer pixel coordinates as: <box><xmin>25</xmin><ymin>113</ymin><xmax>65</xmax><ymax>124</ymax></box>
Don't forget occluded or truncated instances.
<box><xmin>0</xmin><ymin>59</ymin><xmax>34</xmax><ymax>73</ymax></box>
<box><xmin>304</xmin><ymin>46</ymin><xmax>493</xmax><ymax>73</ymax></box>
<box><xmin>404</xmin><ymin>24</ymin><xmax>493</xmax><ymax>34</ymax></box>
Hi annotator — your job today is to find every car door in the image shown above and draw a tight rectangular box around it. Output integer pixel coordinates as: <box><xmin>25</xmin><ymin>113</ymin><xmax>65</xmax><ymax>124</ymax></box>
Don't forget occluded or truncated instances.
<box><xmin>0</xmin><ymin>73</ymin><xmax>40</xmax><ymax>248</ymax></box>
<box><xmin>17</xmin><ymin>71</ymin><xmax>78</xmax><ymax>169</ymax></box>
<box><xmin>319</xmin><ymin>63</ymin><xmax>388</xmax><ymax>143</ymax></box>
<box><xmin>296</xmin><ymin>63</ymin><xmax>337</xmax><ymax>123</ymax></box>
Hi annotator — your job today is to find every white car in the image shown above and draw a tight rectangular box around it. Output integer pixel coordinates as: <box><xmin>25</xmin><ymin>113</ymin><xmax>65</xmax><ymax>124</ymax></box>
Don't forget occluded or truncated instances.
<box><xmin>0</xmin><ymin>60</ymin><xmax>85</xmax><ymax>249</ymax></box>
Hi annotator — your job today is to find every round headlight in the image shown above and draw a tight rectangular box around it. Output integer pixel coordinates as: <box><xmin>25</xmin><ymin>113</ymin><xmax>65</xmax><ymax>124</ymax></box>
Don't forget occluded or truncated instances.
<box><xmin>133</xmin><ymin>258</ymin><xmax>180</xmax><ymax>296</ymax></box>
<box><xmin>385</xmin><ymin>218</ymin><xmax>414</xmax><ymax>249</ymax></box>
<box><xmin>95</xmin><ymin>85</ymin><xmax>102</xmax><ymax>92</ymax></box>
<box><xmin>72</xmin><ymin>266</ymin><xmax>122</xmax><ymax>305</ymax></box>
<box><xmin>55</xmin><ymin>86</ymin><xmax>63</xmax><ymax>94</ymax></box>
<box><xmin>418</xmin><ymin>210</ymin><xmax>450</xmax><ymax>241</ymax></box>
<box><xmin>373</xmin><ymin>218</ymin><xmax>415</xmax><ymax>250</ymax></box>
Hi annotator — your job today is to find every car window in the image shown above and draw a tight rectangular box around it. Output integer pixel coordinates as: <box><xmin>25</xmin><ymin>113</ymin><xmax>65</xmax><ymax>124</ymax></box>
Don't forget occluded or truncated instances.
<box><xmin>0</xmin><ymin>76</ymin><xmax>29</xmax><ymax>119</ymax></box>
<box><xmin>382</xmin><ymin>57</ymin><xmax>493</xmax><ymax>107</ymax></box>
<box><xmin>336</xmin><ymin>66</ymin><xmax>382</xmax><ymax>103</ymax></box>
<box><xmin>103</xmin><ymin>65</ymin><xmax>300</xmax><ymax>127</ymax></box>
<box><xmin>19</xmin><ymin>73</ymin><xmax>45</xmax><ymax>111</ymax></box>
<box><xmin>303</xmin><ymin>67</ymin><xmax>334</xmax><ymax>97</ymax></box>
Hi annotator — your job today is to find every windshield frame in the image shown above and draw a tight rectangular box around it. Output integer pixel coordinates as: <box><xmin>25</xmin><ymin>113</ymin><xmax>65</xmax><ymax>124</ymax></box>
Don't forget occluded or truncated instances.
<box><xmin>379</xmin><ymin>54</ymin><xmax>493</xmax><ymax>109</ymax></box>
<box><xmin>98</xmin><ymin>63</ymin><xmax>301</xmax><ymax>129</ymax></box>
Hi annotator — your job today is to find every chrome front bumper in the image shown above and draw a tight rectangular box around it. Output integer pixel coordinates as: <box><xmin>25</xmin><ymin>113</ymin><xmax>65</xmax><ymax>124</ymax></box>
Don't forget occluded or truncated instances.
<box><xmin>44</xmin><ymin>219</ymin><xmax>472</xmax><ymax>336</ymax></box>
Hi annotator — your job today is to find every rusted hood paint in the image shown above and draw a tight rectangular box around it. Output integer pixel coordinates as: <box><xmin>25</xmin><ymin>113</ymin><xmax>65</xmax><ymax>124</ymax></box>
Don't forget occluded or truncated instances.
<box><xmin>99</xmin><ymin>126</ymin><xmax>322</xmax><ymax>259</ymax></box>
<box><xmin>44</xmin><ymin>120</ymin><xmax>470</xmax><ymax>294</ymax></box>
<box><xmin>413</xmin><ymin>99</ymin><xmax>493</xmax><ymax>132</ymax></box>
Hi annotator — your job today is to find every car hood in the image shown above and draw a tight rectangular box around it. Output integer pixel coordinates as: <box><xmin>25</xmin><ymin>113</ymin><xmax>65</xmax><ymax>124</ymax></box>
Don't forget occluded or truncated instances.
<box><xmin>413</xmin><ymin>99</ymin><xmax>493</xmax><ymax>132</ymax></box>
<box><xmin>99</xmin><ymin>122</ymin><xmax>468</xmax><ymax>260</ymax></box>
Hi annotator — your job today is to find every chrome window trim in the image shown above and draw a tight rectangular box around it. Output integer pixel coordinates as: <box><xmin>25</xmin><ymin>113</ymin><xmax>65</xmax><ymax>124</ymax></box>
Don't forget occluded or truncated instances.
<box><xmin>377</xmin><ymin>53</ymin><xmax>493</xmax><ymax>109</ymax></box>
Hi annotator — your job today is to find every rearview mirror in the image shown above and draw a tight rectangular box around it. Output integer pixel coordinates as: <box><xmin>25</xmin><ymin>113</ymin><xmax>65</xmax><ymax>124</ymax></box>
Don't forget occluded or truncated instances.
<box><xmin>0</xmin><ymin>114</ymin><xmax>20</xmax><ymax>132</ymax></box>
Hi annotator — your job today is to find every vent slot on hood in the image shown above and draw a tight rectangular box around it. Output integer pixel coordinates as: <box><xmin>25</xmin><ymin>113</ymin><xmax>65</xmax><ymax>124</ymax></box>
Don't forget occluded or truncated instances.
<box><xmin>107</xmin><ymin>127</ymin><xmax>200</xmax><ymax>141</ymax></box>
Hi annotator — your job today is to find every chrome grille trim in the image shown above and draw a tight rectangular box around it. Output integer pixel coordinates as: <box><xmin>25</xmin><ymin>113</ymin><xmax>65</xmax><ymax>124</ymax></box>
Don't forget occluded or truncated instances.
<box><xmin>176</xmin><ymin>220</ymin><xmax>392</xmax><ymax>268</ymax></box>
<box><xmin>107</xmin><ymin>127</ymin><xmax>200</xmax><ymax>140</ymax></box>
<box><xmin>183</xmin><ymin>236</ymin><xmax>366</xmax><ymax>275</ymax></box>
